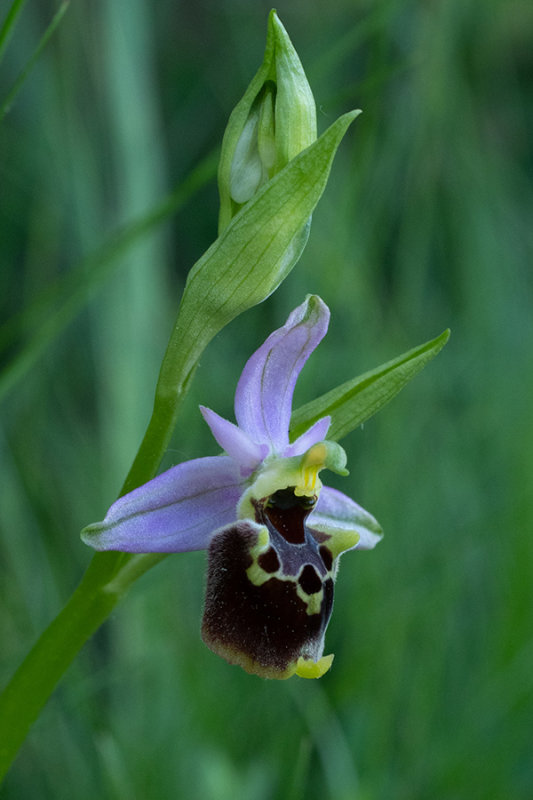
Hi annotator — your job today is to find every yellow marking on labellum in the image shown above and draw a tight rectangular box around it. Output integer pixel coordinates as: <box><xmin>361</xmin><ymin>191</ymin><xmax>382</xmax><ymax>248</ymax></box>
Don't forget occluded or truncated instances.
<box><xmin>245</xmin><ymin>526</ymin><xmax>272</xmax><ymax>586</ymax></box>
<box><xmin>313</xmin><ymin>526</ymin><xmax>360</xmax><ymax>559</ymax></box>
<box><xmin>248</xmin><ymin>525</ymin><xmax>269</xmax><ymax>558</ymax></box>
<box><xmin>295</xmin><ymin>653</ymin><xmax>334</xmax><ymax>679</ymax></box>
<box><xmin>246</xmin><ymin>561</ymin><xmax>270</xmax><ymax>586</ymax></box>
<box><xmin>296</xmin><ymin>585</ymin><xmax>323</xmax><ymax>616</ymax></box>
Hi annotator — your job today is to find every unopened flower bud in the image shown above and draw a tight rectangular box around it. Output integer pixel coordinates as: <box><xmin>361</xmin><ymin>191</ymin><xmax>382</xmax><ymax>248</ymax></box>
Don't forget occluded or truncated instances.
<box><xmin>218</xmin><ymin>10</ymin><xmax>317</xmax><ymax>232</ymax></box>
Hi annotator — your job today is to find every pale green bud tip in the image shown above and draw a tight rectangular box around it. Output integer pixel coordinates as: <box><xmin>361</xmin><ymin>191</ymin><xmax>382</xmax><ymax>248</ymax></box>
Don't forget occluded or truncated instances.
<box><xmin>268</xmin><ymin>11</ymin><xmax>317</xmax><ymax>169</ymax></box>
<box><xmin>218</xmin><ymin>10</ymin><xmax>317</xmax><ymax>230</ymax></box>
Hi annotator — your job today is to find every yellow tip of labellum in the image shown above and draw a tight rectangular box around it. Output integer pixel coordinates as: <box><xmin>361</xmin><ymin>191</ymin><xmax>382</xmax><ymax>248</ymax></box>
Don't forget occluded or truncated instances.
<box><xmin>295</xmin><ymin>653</ymin><xmax>334</xmax><ymax>679</ymax></box>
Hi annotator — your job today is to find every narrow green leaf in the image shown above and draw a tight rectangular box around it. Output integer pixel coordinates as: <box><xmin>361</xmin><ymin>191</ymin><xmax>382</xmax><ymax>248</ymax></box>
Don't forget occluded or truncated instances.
<box><xmin>290</xmin><ymin>329</ymin><xmax>450</xmax><ymax>442</ymax></box>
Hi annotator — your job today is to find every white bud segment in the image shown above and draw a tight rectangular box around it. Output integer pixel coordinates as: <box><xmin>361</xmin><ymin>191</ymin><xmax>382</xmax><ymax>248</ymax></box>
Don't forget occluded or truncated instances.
<box><xmin>218</xmin><ymin>10</ymin><xmax>317</xmax><ymax>232</ymax></box>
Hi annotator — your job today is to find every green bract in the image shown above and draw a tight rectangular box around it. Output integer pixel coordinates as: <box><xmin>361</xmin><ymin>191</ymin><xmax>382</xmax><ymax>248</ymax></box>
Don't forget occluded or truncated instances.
<box><xmin>290</xmin><ymin>329</ymin><xmax>450</xmax><ymax>442</ymax></box>
<box><xmin>153</xmin><ymin>111</ymin><xmax>360</xmax><ymax>445</ymax></box>
<box><xmin>218</xmin><ymin>10</ymin><xmax>318</xmax><ymax>232</ymax></box>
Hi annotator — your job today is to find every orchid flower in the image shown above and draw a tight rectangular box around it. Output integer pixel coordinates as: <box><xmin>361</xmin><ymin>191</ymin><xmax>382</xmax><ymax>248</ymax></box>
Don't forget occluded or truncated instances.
<box><xmin>82</xmin><ymin>295</ymin><xmax>382</xmax><ymax>680</ymax></box>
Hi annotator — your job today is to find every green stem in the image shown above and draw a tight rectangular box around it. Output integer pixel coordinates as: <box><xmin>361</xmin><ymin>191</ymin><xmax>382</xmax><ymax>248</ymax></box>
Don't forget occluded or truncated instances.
<box><xmin>0</xmin><ymin>216</ymin><xmax>203</xmax><ymax>780</ymax></box>
<box><xmin>0</xmin><ymin>322</ymin><xmax>194</xmax><ymax>780</ymax></box>
<box><xmin>0</xmin><ymin>282</ymin><xmax>198</xmax><ymax>780</ymax></box>
<box><xmin>0</xmin><ymin>264</ymin><xmax>200</xmax><ymax>781</ymax></box>
<box><xmin>120</xmin><ymin>395</ymin><xmax>188</xmax><ymax>497</ymax></box>
<box><xmin>0</xmin><ymin>551</ymin><xmax>165</xmax><ymax>781</ymax></box>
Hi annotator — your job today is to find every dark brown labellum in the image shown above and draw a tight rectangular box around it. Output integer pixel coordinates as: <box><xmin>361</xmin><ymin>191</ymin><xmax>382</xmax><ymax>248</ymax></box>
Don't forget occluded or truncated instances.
<box><xmin>201</xmin><ymin>488</ymin><xmax>336</xmax><ymax>678</ymax></box>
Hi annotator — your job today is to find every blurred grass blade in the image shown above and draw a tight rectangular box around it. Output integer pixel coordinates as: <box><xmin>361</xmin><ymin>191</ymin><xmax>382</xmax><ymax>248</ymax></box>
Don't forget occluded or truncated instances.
<box><xmin>0</xmin><ymin>1</ymin><xmax>69</xmax><ymax>123</ymax></box>
<box><xmin>0</xmin><ymin>0</ymin><xmax>28</xmax><ymax>65</ymax></box>
<box><xmin>0</xmin><ymin>150</ymin><xmax>218</xmax><ymax>402</ymax></box>
<box><xmin>290</xmin><ymin>328</ymin><xmax>450</xmax><ymax>442</ymax></box>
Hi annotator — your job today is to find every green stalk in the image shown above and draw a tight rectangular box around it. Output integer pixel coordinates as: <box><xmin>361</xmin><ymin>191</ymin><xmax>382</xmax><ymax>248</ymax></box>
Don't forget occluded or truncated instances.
<box><xmin>0</xmin><ymin>337</ymin><xmax>182</xmax><ymax>780</ymax></box>
<box><xmin>0</xmin><ymin>550</ymin><xmax>165</xmax><ymax>781</ymax></box>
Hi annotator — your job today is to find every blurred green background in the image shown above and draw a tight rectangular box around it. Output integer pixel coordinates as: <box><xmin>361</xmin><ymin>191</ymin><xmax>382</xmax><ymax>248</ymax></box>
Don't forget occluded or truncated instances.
<box><xmin>1</xmin><ymin>0</ymin><xmax>532</xmax><ymax>798</ymax></box>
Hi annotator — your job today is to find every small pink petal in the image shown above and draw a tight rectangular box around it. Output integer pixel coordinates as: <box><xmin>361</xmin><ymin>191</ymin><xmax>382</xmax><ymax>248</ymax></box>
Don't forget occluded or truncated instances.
<box><xmin>284</xmin><ymin>416</ymin><xmax>331</xmax><ymax>457</ymax></box>
<box><xmin>200</xmin><ymin>405</ymin><xmax>268</xmax><ymax>470</ymax></box>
